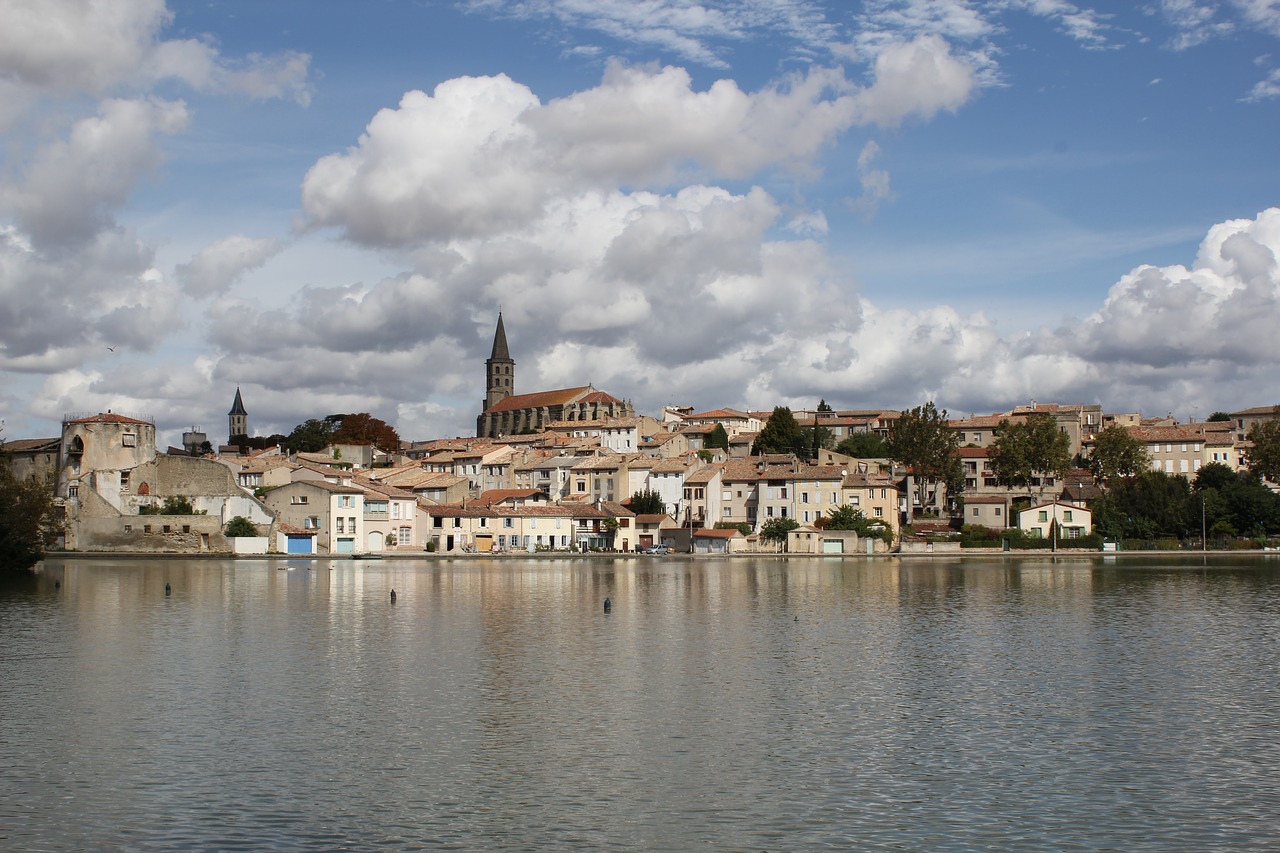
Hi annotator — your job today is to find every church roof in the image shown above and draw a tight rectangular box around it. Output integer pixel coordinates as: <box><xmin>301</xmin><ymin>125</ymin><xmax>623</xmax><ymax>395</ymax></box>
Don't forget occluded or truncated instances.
<box><xmin>484</xmin><ymin>385</ymin><xmax>597</xmax><ymax>414</ymax></box>
<box><xmin>228</xmin><ymin>387</ymin><xmax>247</xmax><ymax>416</ymax></box>
<box><xmin>489</xmin><ymin>313</ymin><xmax>511</xmax><ymax>361</ymax></box>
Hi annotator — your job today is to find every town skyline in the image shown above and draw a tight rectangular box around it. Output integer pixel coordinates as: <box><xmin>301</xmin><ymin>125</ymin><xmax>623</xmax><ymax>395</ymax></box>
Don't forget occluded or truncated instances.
<box><xmin>1</xmin><ymin>1</ymin><xmax>1278</xmax><ymax>445</ymax></box>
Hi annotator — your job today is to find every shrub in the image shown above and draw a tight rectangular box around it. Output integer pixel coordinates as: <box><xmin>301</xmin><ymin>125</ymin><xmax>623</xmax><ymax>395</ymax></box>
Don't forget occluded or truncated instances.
<box><xmin>223</xmin><ymin>516</ymin><xmax>257</xmax><ymax>538</ymax></box>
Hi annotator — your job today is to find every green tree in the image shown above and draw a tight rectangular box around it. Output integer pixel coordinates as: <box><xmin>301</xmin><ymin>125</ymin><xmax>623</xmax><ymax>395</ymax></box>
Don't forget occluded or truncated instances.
<box><xmin>759</xmin><ymin>516</ymin><xmax>799</xmax><ymax>544</ymax></box>
<box><xmin>0</xmin><ymin>463</ymin><xmax>61</xmax><ymax>572</ymax></box>
<box><xmin>333</xmin><ymin>413</ymin><xmax>402</xmax><ymax>454</ymax></box>
<box><xmin>141</xmin><ymin>496</ymin><xmax>201</xmax><ymax>515</ymax></box>
<box><xmin>626</xmin><ymin>489</ymin><xmax>666</xmax><ymax>515</ymax></box>
<box><xmin>1091</xmin><ymin>470</ymin><xmax>1191</xmax><ymax>540</ymax></box>
<box><xmin>885</xmin><ymin>402</ymin><xmax>961</xmax><ymax>512</ymax></box>
<box><xmin>1207</xmin><ymin>411</ymin><xmax>1233</xmax><ymax>422</ymax></box>
<box><xmin>819</xmin><ymin>504</ymin><xmax>890</xmax><ymax>542</ymax></box>
<box><xmin>988</xmin><ymin>413</ymin><xmax>1071</xmax><ymax>501</ymax></box>
<box><xmin>835</xmin><ymin>431</ymin><xmax>887</xmax><ymax>459</ymax></box>
<box><xmin>752</xmin><ymin>407</ymin><xmax>806</xmax><ymax>457</ymax></box>
<box><xmin>1193</xmin><ymin>463</ymin><xmax>1280</xmax><ymax>540</ymax></box>
<box><xmin>705</xmin><ymin>423</ymin><xmax>729</xmax><ymax>451</ymax></box>
<box><xmin>1246</xmin><ymin>408</ymin><xmax>1280</xmax><ymax>483</ymax></box>
<box><xmin>224</xmin><ymin>516</ymin><xmax>258</xmax><ymax>537</ymax></box>
<box><xmin>1088</xmin><ymin>424</ymin><xmax>1150</xmax><ymax>483</ymax></box>
<box><xmin>287</xmin><ymin>418</ymin><xmax>336</xmax><ymax>453</ymax></box>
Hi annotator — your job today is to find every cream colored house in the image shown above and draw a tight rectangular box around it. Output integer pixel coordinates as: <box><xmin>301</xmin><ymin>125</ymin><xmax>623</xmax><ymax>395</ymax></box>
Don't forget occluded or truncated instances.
<box><xmin>1018</xmin><ymin>502</ymin><xmax>1091</xmax><ymax>540</ymax></box>
<box><xmin>1116</xmin><ymin>423</ymin><xmax>1243</xmax><ymax>476</ymax></box>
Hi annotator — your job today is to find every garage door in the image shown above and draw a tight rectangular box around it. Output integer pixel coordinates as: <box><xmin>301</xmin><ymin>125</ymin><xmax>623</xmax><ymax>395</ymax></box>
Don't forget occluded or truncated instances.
<box><xmin>822</xmin><ymin>539</ymin><xmax>844</xmax><ymax>554</ymax></box>
<box><xmin>286</xmin><ymin>536</ymin><xmax>313</xmax><ymax>554</ymax></box>
<box><xmin>335</xmin><ymin>537</ymin><xmax>355</xmax><ymax>554</ymax></box>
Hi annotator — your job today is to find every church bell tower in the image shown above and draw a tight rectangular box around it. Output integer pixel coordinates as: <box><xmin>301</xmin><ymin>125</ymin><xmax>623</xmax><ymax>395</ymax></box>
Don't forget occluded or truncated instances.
<box><xmin>228</xmin><ymin>386</ymin><xmax>248</xmax><ymax>444</ymax></box>
<box><xmin>483</xmin><ymin>313</ymin><xmax>515</xmax><ymax>412</ymax></box>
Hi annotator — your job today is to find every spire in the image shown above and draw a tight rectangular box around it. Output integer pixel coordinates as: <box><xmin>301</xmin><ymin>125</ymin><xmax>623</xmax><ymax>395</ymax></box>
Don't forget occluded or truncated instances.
<box><xmin>228</xmin><ymin>386</ymin><xmax>247</xmax><ymax>416</ymax></box>
<box><xmin>490</xmin><ymin>312</ymin><xmax>510</xmax><ymax>361</ymax></box>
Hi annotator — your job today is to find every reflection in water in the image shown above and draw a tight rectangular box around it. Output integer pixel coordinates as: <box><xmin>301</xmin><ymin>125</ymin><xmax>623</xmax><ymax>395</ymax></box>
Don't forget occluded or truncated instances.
<box><xmin>3</xmin><ymin>554</ymin><xmax>1280</xmax><ymax>851</ymax></box>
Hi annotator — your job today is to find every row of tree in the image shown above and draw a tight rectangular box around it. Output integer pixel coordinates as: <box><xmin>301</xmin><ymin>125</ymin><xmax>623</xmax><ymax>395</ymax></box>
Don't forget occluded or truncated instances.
<box><xmin>233</xmin><ymin>412</ymin><xmax>403</xmax><ymax>455</ymax></box>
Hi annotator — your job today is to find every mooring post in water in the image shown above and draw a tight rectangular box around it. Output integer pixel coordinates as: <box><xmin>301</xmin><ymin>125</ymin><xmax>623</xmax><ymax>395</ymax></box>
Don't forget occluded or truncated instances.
<box><xmin>165</xmin><ymin>583</ymin><xmax>171</xmax><ymax>596</ymax></box>
<box><xmin>603</xmin><ymin>597</ymin><xmax>612</xmax><ymax>613</ymax></box>
<box><xmin>390</xmin><ymin>589</ymin><xmax>397</xmax><ymax>604</ymax></box>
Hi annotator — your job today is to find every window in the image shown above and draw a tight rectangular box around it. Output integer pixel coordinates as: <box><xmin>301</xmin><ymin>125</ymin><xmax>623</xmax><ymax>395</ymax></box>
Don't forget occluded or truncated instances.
<box><xmin>874</xmin><ymin>507</ymin><xmax>883</xmax><ymax>517</ymax></box>
<box><xmin>398</xmin><ymin>527</ymin><xmax>411</xmax><ymax>545</ymax></box>
<box><xmin>724</xmin><ymin>508</ymin><xmax>731</xmax><ymax>517</ymax></box>
<box><xmin>479</xmin><ymin>517</ymin><xmax>488</xmax><ymax>528</ymax></box>
<box><xmin>504</xmin><ymin>517</ymin><xmax>514</xmax><ymax>528</ymax></box>
<box><xmin>124</xmin><ymin>524</ymin><xmax>132</xmax><ymax>533</ymax></box>
<box><xmin>305</xmin><ymin>516</ymin><xmax>319</xmax><ymax>529</ymax></box>
<box><xmin>530</xmin><ymin>518</ymin><xmax>537</xmax><ymax>529</ymax></box>
<box><xmin>851</xmin><ymin>495</ymin><xmax>860</xmax><ymax>505</ymax></box>
<box><xmin>994</xmin><ymin>507</ymin><xmax>1002</xmax><ymax>517</ymax></box>
<box><xmin>182</xmin><ymin>525</ymin><xmax>190</xmax><ymax>534</ymax></box>
<box><xmin>122</xmin><ymin>433</ymin><xmax>136</xmax><ymax>447</ymax></box>
<box><xmin>619</xmin><ymin>518</ymin><xmax>629</xmax><ymax>527</ymax></box>
<box><xmin>336</xmin><ymin>518</ymin><xmax>345</xmax><ymax>533</ymax></box>
<box><xmin>144</xmin><ymin>524</ymin><xmax>152</xmax><ymax>533</ymax></box>
<box><xmin>349</xmin><ymin>517</ymin><xmax>356</xmax><ymax>531</ymax></box>
<box><xmin>162</xmin><ymin>525</ymin><xmax>171</xmax><ymax>533</ymax></box>
<box><xmin>972</xmin><ymin>507</ymin><xmax>980</xmax><ymax>517</ymax></box>
<box><xmin>120</xmin><ymin>471</ymin><xmax>131</xmax><ymax>492</ymax></box>
<box><xmin>801</xmin><ymin>492</ymin><xmax>809</xmax><ymax>504</ymax></box>
<box><xmin>723</xmin><ymin>490</ymin><xmax>732</xmax><ymax>500</ymax></box>
<box><xmin>453</xmin><ymin>518</ymin><xmax>462</xmax><ymax>528</ymax></box>
<box><xmin>1038</xmin><ymin>511</ymin><xmax>1048</xmax><ymax>522</ymax></box>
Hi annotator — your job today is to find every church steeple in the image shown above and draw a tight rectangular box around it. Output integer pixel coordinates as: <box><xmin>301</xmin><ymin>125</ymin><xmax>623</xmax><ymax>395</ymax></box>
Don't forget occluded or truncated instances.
<box><xmin>490</xmin><ymin>312</ymin><xmax>511</xmax><ymax>361</ymax></box>
<box><xmin>483</xmin><ymin>313</ymin><xmax>515</xmax><ymax>412</ymax></box>
<box><xmin>228</xmin><ymin>386</ymin><xmax>248</xmax><ymax>443</ymax></box>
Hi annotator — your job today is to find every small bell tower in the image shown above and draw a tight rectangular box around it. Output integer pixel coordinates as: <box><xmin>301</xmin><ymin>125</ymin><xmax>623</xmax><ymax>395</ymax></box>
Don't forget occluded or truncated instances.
<box><xmin>228</xmin><ymin>386</ymin><xmax>248</xmax><ymax>444</ymax></box>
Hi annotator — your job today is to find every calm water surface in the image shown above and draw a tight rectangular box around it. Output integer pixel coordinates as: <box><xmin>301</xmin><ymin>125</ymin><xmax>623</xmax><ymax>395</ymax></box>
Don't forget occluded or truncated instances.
<box><xmin>3</xmin><ymin>555</ymin><xmax>1280</xmax><ymax>851</ymax></box>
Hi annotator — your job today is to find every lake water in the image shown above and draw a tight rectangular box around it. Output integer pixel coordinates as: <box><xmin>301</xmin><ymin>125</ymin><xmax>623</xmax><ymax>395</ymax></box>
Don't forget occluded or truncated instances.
<box><xmin>3</xmin><ymin>554</ymin><xmax>1280</xmax><ymax>851</ymax></box>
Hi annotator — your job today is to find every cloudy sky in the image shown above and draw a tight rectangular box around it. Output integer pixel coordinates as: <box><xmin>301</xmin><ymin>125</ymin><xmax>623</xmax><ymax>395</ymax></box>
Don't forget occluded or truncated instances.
<box><xmin>2</xmin><ymin>0</ymin><xmax>1278</xmax><ymax>446</ymax></box>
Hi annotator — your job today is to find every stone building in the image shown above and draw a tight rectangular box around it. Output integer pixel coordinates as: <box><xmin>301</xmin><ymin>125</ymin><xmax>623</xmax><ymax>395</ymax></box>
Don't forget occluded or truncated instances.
<box><xmin>475</xmin><ymin>314</ymin><xmax>634</xmax><ymax>438</ymax></box>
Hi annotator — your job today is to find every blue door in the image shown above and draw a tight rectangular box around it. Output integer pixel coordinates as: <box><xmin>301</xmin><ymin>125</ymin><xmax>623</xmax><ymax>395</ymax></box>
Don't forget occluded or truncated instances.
<box><xmin>286</xmin><ymin>535</ymin><xmax>313</xmax><ymax>554</ymax></box>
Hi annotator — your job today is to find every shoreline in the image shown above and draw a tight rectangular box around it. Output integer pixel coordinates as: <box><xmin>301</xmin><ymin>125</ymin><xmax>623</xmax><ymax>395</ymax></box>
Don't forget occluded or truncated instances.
<box><xmin>33</xmin><ymin>547</ymin><xmax>1280</xmax><ymax>565</ymax></box>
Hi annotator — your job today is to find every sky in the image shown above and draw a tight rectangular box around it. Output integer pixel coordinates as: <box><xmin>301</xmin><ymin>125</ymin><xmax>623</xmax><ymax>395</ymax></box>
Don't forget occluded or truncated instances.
<box><xmin>1</xmin><ymin>0</ymin><xmax>1279</xmax><ymax>447</ymax></box>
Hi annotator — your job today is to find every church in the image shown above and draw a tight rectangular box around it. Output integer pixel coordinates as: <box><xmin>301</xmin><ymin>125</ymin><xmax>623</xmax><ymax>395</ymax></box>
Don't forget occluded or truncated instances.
<box><xmin>476</xmin><ymin>314</ymin><xmax>634</xmax><ymax>439</ymax></box>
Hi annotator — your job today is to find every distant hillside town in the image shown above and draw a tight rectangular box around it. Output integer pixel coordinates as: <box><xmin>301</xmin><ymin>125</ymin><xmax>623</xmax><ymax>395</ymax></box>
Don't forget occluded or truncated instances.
<box><xmin>5</xmin><ymin>316</ymin><xmax>1279</xmax><ymax>557</ymax></box>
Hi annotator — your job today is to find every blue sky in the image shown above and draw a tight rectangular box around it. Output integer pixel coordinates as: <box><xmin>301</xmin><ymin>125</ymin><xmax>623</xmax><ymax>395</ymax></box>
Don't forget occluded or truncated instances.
<box><xmin>1</xmin><ymin>0</ymin><xmax>1278</xmax><ymax>446</ymax></box>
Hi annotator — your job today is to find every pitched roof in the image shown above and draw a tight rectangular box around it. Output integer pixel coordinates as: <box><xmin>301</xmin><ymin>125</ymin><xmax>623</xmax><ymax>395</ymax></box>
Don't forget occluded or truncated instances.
<box><xmin>3</xmin><ymin>437</ymin><xmax>60</xmax><ymax>452</ymax></box>
<box><xmin>68</xmin><ymin>412</ymin><xmax>153</xmax><ymax>426</ymax></box>
<box><xmin>688</xmin><ymin>408</ymin><xmax>751</xmax><ymax>420</ymax></box>
<box><xmin>484</xmin><ymin>385</ymin><xmax>595</xmax><ymax>414</ymax></box>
